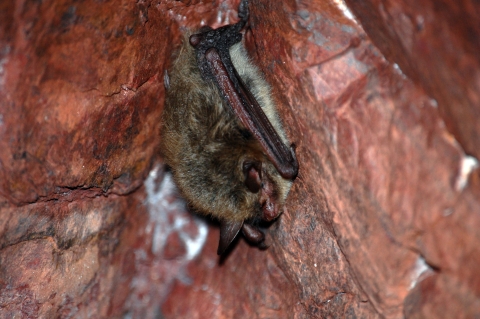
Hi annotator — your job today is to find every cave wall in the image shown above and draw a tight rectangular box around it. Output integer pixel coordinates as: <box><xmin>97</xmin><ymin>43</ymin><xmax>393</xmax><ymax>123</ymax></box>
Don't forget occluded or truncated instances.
<box><xmin>0</xmin><ymin>0</ymin><xmax>479</xmax><ymax>318</ymax></box>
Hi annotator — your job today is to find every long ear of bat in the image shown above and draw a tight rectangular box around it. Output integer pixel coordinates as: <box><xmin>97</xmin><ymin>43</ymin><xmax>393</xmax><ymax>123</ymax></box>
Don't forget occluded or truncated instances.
<box><xmin>204</xmin><ymin>48</ymin><xmax>299</xmax><ymax>179</ymax></box>
<box><xmin>243</xmin><ymin>161</ymin><xmax>262</xmax><ymax>193</ymax></box>
<box><xmin>218</xmin><ymin>220</ymin><xmax>244</xmax><ymax>255</ymax></box>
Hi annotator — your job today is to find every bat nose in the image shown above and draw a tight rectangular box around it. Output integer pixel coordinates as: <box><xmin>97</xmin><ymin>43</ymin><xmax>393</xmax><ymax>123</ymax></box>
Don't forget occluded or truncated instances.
<box><xmin>262</xmin><ymin>200</ymin><xmax>279</xmax><ymax>221</ymax></box>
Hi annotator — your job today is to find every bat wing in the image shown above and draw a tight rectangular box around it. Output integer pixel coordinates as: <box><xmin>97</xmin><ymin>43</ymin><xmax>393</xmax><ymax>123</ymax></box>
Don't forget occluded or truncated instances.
<box><xmin>205</xmin><ymin>48</ymin><xmax>299</xmax><ymax>179</ymax></box>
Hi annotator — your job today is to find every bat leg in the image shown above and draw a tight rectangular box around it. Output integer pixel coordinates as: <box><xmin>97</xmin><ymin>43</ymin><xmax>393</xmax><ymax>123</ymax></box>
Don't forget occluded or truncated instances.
<box><xmin>218</xmin><ymin>220</ymin><xmax>243</xmax><ymax>255</ymax></box>
<box><xmin>241</xmin><ymin>223</ymin><xmax>265</xmax><ymax>247</ymax></box>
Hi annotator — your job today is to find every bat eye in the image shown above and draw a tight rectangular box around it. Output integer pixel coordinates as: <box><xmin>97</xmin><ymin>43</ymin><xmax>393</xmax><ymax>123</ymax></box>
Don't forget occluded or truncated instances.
<box><xmin>239</xmin><ymin>128</ymin><xmax>252</xmax><ymax>139</ymax></box>
<box><xmin>243</xmin><ymin>161</ymin><xmax>262</xmax><ymax>193</ymax></box>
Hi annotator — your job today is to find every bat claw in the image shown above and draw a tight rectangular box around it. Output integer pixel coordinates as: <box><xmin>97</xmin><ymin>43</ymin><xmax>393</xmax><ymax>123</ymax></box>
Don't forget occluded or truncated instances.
<box><xmin>289</xmin><ymin>143</ymin><xmax>299</xmax><ymax>178</ymax></box>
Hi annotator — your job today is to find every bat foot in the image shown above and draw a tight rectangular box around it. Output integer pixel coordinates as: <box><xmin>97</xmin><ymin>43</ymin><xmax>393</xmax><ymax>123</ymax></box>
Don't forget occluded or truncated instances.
<box><xmin>242</xmin><ymin>223</ymin><xmax>266</xmax><ymax>247</ymax></box>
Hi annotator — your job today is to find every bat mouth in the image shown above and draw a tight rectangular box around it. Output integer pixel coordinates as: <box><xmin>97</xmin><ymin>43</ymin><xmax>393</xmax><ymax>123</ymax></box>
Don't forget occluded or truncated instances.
<box><xmin>243</xmin><ymin>160</ymin><xmax>282</xmax><ymax>222</ymax></box>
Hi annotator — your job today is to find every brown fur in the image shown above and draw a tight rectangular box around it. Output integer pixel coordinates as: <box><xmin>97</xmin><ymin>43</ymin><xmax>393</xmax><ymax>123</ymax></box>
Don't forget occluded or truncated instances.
<box><xmin>161</xmin><ymin>34</ymin><xmax>293</xmax><ymax>224</ymax></box>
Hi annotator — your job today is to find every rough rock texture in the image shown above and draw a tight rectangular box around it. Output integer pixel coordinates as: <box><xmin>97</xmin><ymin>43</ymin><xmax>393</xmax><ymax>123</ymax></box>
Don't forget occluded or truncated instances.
<box><xmin>344</xmin><ymin>0</ymin><xmax>480</xmax><ymax>161</ymax></box>
<box><xmin>0</xmin><ymin>0</ymin><xmax>479</xmax><ymax>318</ymax></box>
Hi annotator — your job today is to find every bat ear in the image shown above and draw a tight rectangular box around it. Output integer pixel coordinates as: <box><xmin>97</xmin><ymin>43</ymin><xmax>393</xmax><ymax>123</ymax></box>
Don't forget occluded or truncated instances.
<box><xmin>217</xmin><ymin>220</ymin><xmax>244</xmax><ymax>255</ymax></box>
<box><xmin>243</xmin><ymin>161</ymin><xmax>262</xmax><ymax>193</ymax></box>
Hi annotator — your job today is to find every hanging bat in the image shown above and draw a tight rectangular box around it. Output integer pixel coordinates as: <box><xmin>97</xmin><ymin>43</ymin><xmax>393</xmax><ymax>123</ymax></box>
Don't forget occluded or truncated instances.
<box><xmin>161</xmin><ymin>0</ymin><xmax>298</xmax><ymax>255</ymax></box>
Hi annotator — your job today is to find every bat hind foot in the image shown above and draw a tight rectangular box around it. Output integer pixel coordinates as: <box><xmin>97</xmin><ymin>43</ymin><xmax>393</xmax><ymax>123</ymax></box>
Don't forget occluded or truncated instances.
<box><xmin>242</xmin><ymin>223</ymin><xmax>267</xmax><ymax>249</ymax></box>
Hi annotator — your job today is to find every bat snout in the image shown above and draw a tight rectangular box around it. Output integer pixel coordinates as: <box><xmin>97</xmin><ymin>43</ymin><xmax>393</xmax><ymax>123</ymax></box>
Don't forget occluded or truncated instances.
<box><xmin>262</xmin><ymin>199</ymin><xmax>280</xmax><ymax>221</ymax></box>
<box><xmin>258</xmin><ymin>168</ymin><xmax>282</xmax><ymax>222</ymax></box>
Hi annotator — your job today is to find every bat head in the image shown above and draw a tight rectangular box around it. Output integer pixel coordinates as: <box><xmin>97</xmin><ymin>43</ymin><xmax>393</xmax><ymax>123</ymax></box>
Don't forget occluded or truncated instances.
<box><xmin>242</xmin><ymin>158</ymin><xmax>292</xmax><ymax>222</ymax></box>
<box><xmin>216</xmin><ymin>156</ymin><xmax>293</xmax><ymax>255</ymax></box>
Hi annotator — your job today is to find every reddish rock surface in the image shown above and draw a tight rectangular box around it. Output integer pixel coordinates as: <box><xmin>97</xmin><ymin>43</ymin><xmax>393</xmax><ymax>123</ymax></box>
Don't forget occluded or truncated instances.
<box><xmin>0</xmin><ymin>0</ymin><xmax>479</xmax><ymax>318</ymax></box>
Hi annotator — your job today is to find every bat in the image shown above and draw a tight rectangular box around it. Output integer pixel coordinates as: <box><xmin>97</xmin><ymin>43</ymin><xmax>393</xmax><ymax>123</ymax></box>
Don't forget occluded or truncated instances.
<box><xmin>161</xmin><ymin>0</ymin><xmax>298</xmax><ymax>255</ymax></box>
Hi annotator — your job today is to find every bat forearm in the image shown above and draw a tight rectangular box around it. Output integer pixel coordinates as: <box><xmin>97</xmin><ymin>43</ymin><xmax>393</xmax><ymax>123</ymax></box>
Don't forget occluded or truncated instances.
<box><xmin>205</xmin><ymin>48</ymin><xmax>298</xmax><ymax>179</ymax></box>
